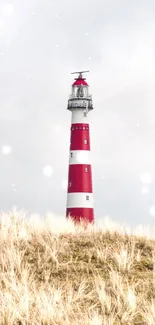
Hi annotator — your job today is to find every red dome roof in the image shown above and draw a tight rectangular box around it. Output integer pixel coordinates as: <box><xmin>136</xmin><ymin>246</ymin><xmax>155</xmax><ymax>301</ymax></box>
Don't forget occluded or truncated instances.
<box><xmin>72</xmin><ymin>78</ymin><xmax>88</xmax><ymax>86</ymax></box>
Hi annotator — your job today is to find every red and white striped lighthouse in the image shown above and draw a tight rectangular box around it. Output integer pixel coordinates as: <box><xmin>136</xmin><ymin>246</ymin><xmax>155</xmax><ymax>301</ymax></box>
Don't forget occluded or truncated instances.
<box><xmin>66</xmin><ymin>71</ymin><xmax>94</xmax><ymax>224</ymax></box>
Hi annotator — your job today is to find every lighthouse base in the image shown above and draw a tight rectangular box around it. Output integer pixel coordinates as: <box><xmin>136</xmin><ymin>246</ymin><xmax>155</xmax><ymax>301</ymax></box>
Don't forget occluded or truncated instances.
<box><xmin>66</xmin><ymin>208</ymin><xmax>94</xmax><ymax>224</ymax></box>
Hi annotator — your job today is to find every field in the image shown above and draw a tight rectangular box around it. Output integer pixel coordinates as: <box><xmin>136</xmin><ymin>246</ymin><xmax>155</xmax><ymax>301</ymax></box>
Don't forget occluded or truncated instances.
<box><xmin>0</xmin><ymin>210</ymin><xmax>155</xmax><ymax>325</ymax></box>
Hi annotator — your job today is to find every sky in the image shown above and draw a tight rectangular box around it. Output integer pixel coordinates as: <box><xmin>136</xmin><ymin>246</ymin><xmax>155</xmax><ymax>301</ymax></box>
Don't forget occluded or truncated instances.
<box><xmin>0</xmin><ymin>0</ymin><xmax>155</xmax><ymax>227</ymax></box>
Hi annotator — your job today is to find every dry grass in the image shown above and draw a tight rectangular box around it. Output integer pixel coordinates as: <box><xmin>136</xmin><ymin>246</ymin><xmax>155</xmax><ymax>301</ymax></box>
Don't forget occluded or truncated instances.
<box><xmin>1</xmin><ymin>210</ymin><xmax>155</xmax><ymax>324</ymax></box>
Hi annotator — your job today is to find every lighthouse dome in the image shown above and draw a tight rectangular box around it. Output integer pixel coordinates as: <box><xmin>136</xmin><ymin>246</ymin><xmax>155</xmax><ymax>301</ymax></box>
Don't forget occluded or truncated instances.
<box><xmin>72</xmin><ymin>72</ymin><xmax>89</xmax><ymax>87</ymax></box>
<box><xmin>72</xmin><ymin>78</ymin><xmax>88</xmax><ymax>87</ymax></box>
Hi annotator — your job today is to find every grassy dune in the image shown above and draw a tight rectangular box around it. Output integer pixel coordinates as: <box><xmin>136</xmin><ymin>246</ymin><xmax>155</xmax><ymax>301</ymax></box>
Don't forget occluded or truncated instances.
<box><xmin>0</xmin><ymin>211</ymin><xmax>155</xmax><ymax>324</ymax></box>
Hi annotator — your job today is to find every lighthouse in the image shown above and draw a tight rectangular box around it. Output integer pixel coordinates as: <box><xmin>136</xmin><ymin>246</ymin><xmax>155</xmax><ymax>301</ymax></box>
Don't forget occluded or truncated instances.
<box><xmin>66</xmin><ymin>71</ymin><xmax>94</xmax><ymax>224</ymax></box>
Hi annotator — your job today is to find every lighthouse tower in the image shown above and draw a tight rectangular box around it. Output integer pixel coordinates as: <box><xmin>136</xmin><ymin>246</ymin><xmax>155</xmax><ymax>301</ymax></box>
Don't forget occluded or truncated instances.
<box><xmin>66</xmin><ymin>71</ymin><xmax>94</xmax><ymax>223</ymax></box>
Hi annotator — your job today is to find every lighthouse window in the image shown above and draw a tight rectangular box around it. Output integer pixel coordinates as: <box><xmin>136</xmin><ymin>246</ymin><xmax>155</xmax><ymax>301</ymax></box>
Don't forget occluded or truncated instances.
<box><xmin>84</xmin><ymin>139</ymin><xmax>88</xmax><ymax>144</ymax></box>
<box><xmin>85</xmin><ymin>167</ymin><xmax>88</xmax><ymax>172</ymax></box>
<box><xmin>84</xmin><ymin>112</ymin><xmax>87</xmax><ymax>117</ymax></box>
<box><xmin>83</xmin><ymin>126</ymin><xmax>85</xmax><ymax>130</ymax></box>
<box><xmin>70</xmin><ymin>152</ymin><xmax>73</xmax><ymax>158</ymax></box>
<box><xmin>69</xmin><ymin>182</ymin><xmax>72</xmax><ymax>187</ymax></box>
<box><xmin>86</xmin><ymin>195</ymin><xmax>89</xmax><ymax>200</ymax></box>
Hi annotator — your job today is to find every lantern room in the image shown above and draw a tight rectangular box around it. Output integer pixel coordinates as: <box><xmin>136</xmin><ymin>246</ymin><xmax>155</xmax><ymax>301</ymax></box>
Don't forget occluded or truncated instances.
<box><xmin>71</xmin><ymin>72</ymin><xmax>89</xmax><ymax>99</ymax></box>
<box><xmin>67</xmin><ymin>71</ymin><xmax>93</xmax><ymax>111</ymax></box>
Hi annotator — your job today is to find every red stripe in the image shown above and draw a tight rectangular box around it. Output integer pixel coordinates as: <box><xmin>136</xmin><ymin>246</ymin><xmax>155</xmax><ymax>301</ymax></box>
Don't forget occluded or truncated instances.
<box><xmin>70</xmin><ymin>123</ymin><xmax>90</xmax><ymax>151</ymax></box>
<box><xmin>71</xmin><ymin>123</ymin><xmax>89</xmax><ymax>129</ymax></box>
<box><xmin>67</xmin><ymin>164</ymin><xmax>93</xmax><ymax>193</ymax></box>
<box><xmin>66</xmin><ymin>208</ymin><xmax>94</xmax><ymax>223</ymax></box>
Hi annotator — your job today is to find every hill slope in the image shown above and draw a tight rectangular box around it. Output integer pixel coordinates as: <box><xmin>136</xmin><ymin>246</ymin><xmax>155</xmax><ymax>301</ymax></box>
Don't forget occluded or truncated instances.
<box><xmin>0</xmin><ymin>212</ymin><xmax>155</xmax><ymax>325</ymax></box>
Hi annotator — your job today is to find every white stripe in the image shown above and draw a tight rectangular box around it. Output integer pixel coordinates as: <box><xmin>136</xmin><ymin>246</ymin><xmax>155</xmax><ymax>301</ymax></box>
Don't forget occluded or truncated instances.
<box><xmin>69</xmin><ymin>150</ymin><xmax>91</xmax><ymax>165</ymax></box>
<box><xmin>67</xmin><ymin>192</ymin><xmax>94</xmax><ymax>209</ymax></box>
<box><xmin>71</xmin><ymin>109</ymin><xmax>89</xmax><ymax>124</ymax></box>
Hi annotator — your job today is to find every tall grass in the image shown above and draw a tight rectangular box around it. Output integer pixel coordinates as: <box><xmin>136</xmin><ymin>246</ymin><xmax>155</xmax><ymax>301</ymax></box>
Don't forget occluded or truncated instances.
<box><xmin>0</xmin><ymin>210</ymin><xmax>155</xmax><ymax>324</ymax></box>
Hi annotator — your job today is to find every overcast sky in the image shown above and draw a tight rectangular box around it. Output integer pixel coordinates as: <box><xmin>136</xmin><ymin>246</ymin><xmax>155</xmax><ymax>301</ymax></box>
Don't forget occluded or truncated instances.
<box><xmin>0</xmin><ymin>0</ymin><xmax>155</xmax><ymax>227</ymax></box>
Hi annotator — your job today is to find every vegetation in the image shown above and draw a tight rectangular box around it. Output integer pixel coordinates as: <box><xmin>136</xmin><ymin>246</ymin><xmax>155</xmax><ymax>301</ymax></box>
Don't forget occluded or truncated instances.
<box><xmin>0</xmin><ymin>211</ymin><xmax>155</xmax><ymax>324</ymax></box>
